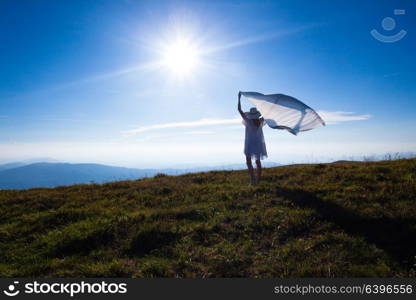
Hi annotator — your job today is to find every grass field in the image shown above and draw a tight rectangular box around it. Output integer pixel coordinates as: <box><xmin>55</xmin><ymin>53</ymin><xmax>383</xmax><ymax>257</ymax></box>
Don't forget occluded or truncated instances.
<box><xmin>0</xmin><ymin>159</ymin><xmax>415</xmax><ymax>277</ymax></box>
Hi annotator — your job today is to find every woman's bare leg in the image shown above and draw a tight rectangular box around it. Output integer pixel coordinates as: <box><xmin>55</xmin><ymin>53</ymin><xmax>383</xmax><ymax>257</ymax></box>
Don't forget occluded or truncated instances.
<box><xmin>255</xmin><ymin>159</ymin><xmax>262</xmax><ymax>184</ymax></box>
<box><xmin>246</xmin><ymin>156</ymin><xmax>256</xmax><ymax>185</ymax></box>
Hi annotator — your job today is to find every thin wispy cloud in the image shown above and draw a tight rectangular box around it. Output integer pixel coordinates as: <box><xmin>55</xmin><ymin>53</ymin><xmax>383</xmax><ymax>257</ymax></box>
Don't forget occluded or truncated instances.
<box><xmin>123</xmin><ymin>110</ymin><xmax>370</xmax><ymax>135</ymax></box>
<box><xmin>78</xmin><ymin>26</ymin><xmax>318</xmax><ymax>90</ymax></box>
<box><xmin>63</xmin><ymin>26</ymin><xmax>312</xmax><ymax>89</ymax></box>
<box><xmin>5</xmin><ymin>62</ymin><xmax>161</xmax><ymax>102</ymax></box>
<box><xmin>122</xmin><ymin>118</ymin><xmax>240</xmax><ymax>135</ymax></box>
<box><xmin>318</xmin><ymin>111</ymin><xmax>372</xmax><ymax>124</ymax></box>
<box><xmin>202</xmin><ymin>24</ymin><xmax>318</xmax><ymax>55</ymax></box>
<box><xmin>33</xmin><ymin>117</ymin><xmax>111</xmax><ymax>124</ymax></box>
<box><xmin>9</xmin><ymin>25</ymin><xmax>315</xmax><ymax>98</ymax></box>
<box><xmin>225</xmin><ymin>125</ymin><xmax>244</xmax><ymax>130</ymax></box>
<box><xmin>184</xmin><ymin>130</ymin><xmax>215</xmax><ymax>135</ymax></box>
<box><xmin>383</xmin><ymin>72</ymin><xmax>400</xmax><ymax>78</ymax></box>
<box><xmin>50</xmin><ymin>61</ymin><xmax>160</xmax><ymax>91</ymax></box>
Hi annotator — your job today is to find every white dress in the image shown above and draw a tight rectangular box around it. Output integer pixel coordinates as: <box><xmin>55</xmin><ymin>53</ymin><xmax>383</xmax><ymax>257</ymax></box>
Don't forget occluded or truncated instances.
<box><xmin>243</xmin><ymin>118</ymin><xmax>268</xmax><ymax>160</ymax></box>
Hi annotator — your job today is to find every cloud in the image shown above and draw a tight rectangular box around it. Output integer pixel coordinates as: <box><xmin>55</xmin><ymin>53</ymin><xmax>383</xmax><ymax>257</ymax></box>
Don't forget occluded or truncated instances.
<box><xmin>122</xmin><ymin>118</ymin><xmax>240</xmax><ymax>135</ymax></box>
<box><xmin>225</xmin><ymin>125</ymin><xmax>244</xmax><ymax>130</ymax></box>
<box><xmin>383</xmin><ymin>72</ymin><xmax>400</xmax><ymax>78</ymax></box>
<box><xmin>8</xmin><ymin>24</ymin><xmax>316</xmax><ymax>99</ymax></box>
<box><xmin>202</xmin><ymin>24</ymin><xmax>318</xmax><ymax>55</ymax></box>
<box><xmin>49</xmin><ymin>61</ymin><xmax>160</xmax><ymax>91</ymax></box>
<box><xmin>184</xmin><ymin>130</ymin><xmax>215</xmax><ymax>135</ymax></box>
<box><xmin>4</xmin><ymin>62</ymin><xmax>161</xmax><ymax>103</ymax></box>
<box><xmin>70</xmin><ymin>27</ymin><xmax>313</xmax><ymax>87</ymax></box>
<box><xmin>318</xmin><ymin>111</ymin><xmax>372</xmax><ymax>124</ymax></box>
<box><xmin>123</xmin><ymin>110</ymin><xmax>370</xmax><ymax>135</ymax></box>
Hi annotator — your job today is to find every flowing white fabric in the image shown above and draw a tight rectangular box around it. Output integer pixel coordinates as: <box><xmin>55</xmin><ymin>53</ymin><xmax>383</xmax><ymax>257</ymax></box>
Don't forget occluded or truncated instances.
<box><xmin>241</xmin><ymin>92</ymin><xmax>325</xmax><ymax>135</ymax></box>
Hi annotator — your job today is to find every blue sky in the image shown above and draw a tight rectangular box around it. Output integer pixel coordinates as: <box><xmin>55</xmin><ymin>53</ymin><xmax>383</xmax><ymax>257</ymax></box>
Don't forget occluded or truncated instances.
<box><xmin>1</xmin><ymin>0</ymin><xmax>415</xmax><ymax>167</ymax></box>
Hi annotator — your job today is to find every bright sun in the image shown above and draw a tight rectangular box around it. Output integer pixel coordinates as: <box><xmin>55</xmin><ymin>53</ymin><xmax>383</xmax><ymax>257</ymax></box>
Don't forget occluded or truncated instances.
<box><xmin>162</xmin><ymin>38</ymin><xmax>199</xmax><ymax>77</ymax></box>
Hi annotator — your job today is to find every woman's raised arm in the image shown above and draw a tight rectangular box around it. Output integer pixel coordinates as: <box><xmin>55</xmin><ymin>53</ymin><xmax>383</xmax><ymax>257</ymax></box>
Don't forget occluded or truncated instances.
<box><xmin>238</xmin><ymin>92</ymin><xmax>247</xmax><ymax>120</ymax></box>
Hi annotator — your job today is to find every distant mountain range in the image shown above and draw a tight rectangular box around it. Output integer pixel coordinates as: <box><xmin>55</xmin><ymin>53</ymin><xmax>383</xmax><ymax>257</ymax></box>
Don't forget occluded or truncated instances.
<box><xmin>0</xmin><ymin>161</ymin><xmax>281</xmax><ymax>190</ymax></box>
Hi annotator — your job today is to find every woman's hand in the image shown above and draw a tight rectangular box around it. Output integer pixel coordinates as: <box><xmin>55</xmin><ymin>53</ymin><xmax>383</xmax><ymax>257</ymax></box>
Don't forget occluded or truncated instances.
<box><xmin>238</xmin><ymin>91</ymin><xmax>246</xmax><ymax>120</ymax></box>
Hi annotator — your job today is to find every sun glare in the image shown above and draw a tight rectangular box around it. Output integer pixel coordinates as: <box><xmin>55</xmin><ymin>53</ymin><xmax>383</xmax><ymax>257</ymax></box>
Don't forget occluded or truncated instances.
<box><xmin>162</xmin><ymin>38</ymin><xmax>199</xmax><ymax>77</ymax></box>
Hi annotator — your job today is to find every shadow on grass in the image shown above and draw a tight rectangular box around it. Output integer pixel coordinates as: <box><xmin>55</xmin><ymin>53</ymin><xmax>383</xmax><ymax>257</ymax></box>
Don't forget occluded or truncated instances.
<box><xmin>54</xmin><ymin>229</ymin><xmax>115</xmax><ymax>258</ymax></box>
<box><xmin>127</xmin><ymin>229</ymin><xmax>180</xmax><ymax>257</ymax></box>
<box><xmin>276</xmin><ymin>187</ymin><xmax>416</xmax><ymax>270</ymax></box>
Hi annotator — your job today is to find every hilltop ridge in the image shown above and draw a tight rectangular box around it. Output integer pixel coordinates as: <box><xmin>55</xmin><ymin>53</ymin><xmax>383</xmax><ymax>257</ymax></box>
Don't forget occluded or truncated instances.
<box><xmin>0</xmin><ymin>159</ymin><xmax>415</xmax><ymax>277</ymax></box>
<box><xmin>0</xmin><ymin>161</ymin><xmax>281</xmax><ymax>189</ymax></box>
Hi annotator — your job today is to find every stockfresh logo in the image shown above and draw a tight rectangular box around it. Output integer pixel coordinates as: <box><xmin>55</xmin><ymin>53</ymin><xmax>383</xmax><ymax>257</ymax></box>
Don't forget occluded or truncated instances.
<box><xmin>3</xmin><ymin>281</ymin><xmax>20</xmax><ymax>297</ymax></box>
<box><xmin>2</xmin><ymin>281</ymin><xmax>127</xmax><ymax>297</ymax></box>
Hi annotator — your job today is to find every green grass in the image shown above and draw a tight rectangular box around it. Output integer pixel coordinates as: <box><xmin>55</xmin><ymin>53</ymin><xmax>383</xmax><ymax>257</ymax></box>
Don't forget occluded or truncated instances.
<box><xmin>0</xmin><ymin>159</ymin><xmax>415</xmax><ymax>277</ymax></box>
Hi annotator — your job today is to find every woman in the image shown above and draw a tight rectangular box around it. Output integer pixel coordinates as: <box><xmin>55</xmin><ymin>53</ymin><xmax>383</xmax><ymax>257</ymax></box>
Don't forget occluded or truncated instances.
<box><xmin>238</xmin><ymin>91</ymin><xmax>268</xmax><ymax>185</ymax></box>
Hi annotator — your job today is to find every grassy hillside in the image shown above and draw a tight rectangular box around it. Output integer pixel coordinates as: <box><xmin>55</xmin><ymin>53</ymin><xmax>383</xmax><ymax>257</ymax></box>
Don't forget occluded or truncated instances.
<box><xmin>0</xmin><ymin>159</ymin><xmax>415</xmax><ymax>277</ymax></box>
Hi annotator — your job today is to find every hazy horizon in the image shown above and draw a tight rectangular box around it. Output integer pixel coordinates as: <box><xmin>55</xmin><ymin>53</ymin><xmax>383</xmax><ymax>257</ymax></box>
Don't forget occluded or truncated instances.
<box><xmin>1</xmin><ymin>0</ymin><xmax>415</xmax><ymax>168</ymax></box>
<box><xmin>1</xmin><ymin>151</ymin><xmax>415</xmax><ymax>169</ymax></box>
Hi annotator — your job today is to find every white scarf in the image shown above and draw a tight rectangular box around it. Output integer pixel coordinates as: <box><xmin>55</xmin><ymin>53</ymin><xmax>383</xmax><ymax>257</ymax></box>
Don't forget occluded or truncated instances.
<box><xmin>241</xmin><ymin>91</ymin><xmax>325</xmax><ymax>135</ymax></box>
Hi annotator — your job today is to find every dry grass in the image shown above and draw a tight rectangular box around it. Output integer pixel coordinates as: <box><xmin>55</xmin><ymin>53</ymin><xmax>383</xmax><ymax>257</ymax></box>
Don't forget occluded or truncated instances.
<box><xmin>0</xmin><ymin>159</ymin><xmax>415</xmax><ymax>277</ymax></box>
